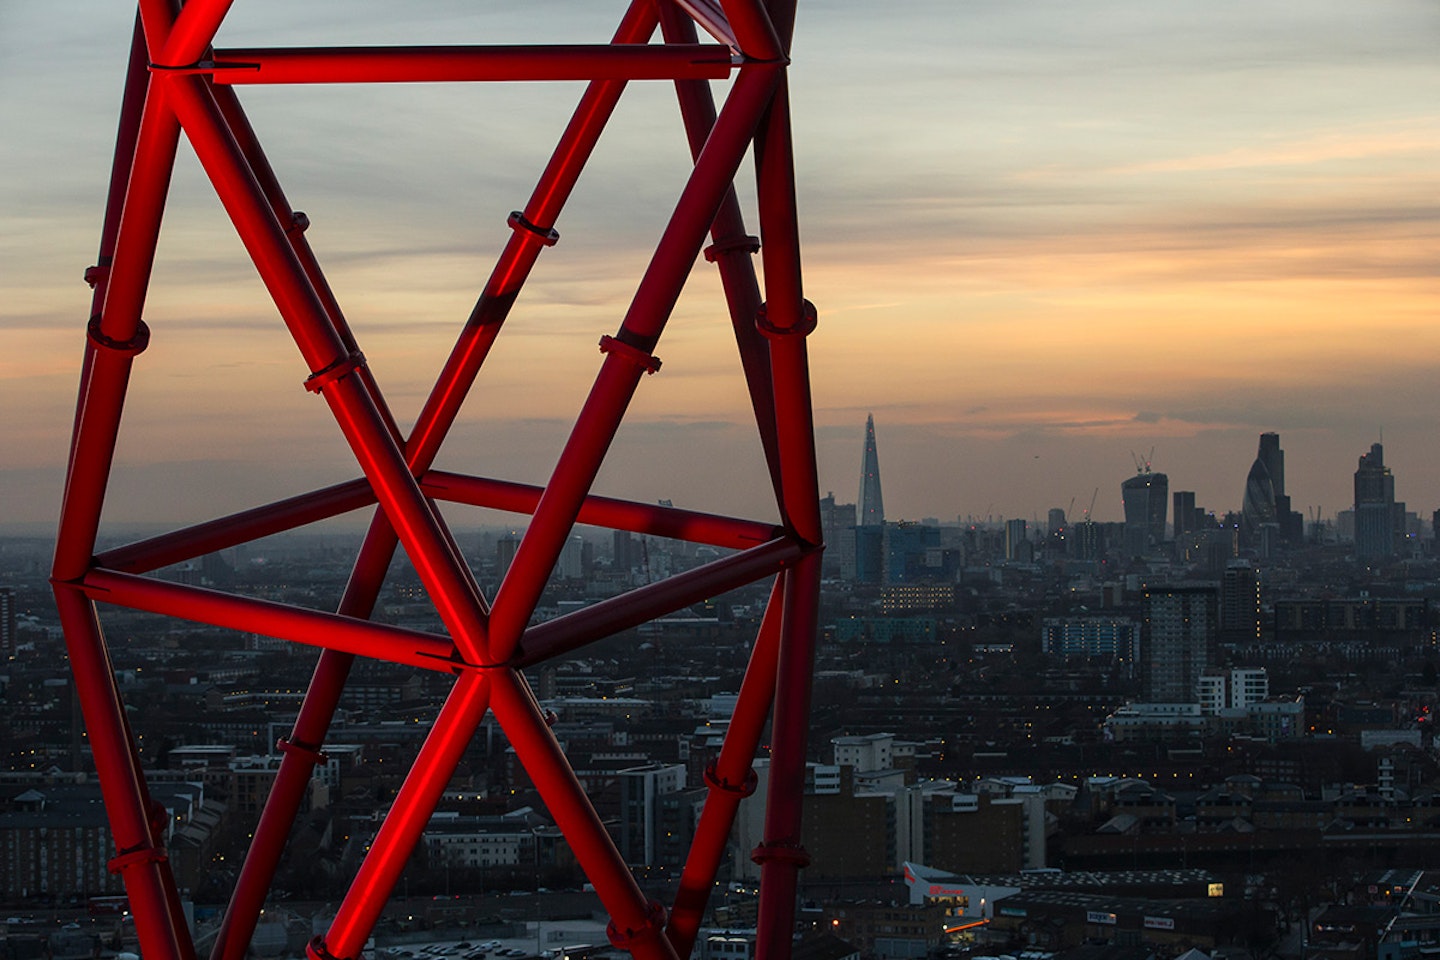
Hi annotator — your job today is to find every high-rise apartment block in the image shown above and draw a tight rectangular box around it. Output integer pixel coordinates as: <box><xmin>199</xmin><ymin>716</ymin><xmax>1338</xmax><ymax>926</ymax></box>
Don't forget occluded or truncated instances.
<box><xmin>1220</xmin><ymin>559</ymin><xmax>1261</xmax><ymax>642</ymax></box>
<box><xmin>0</xmin><ymin>587</ymin><xmax>14</xmax><ymax>657</ymax></box>
<box><xmin>1141</xmin><ymin>583</ymin><xmax>1218</xmax><ymax>703</ymax></box>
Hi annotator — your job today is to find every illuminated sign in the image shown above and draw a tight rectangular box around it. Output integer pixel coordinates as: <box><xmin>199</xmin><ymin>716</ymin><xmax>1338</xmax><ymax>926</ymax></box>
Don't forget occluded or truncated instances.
<box><xmin>1207</xmin><ymin>883</ymin><xmax>1225</xmax><ymax>898</ymax></box>
<box><xmin>999</xmin><ymin>907</ymin><xmax>1027</xmax><ymax>918</ymax></box>
<box><xmin>1143</xmin><ymin>916</ymin><xmax>1175</xmax><ymax>930</ymax></box>
<box><xmin>927</xmin><ymin>884</ymin><xmax>971</xmax><ymax>898</ymax></box>
<box><xmin>1086</xmin><ymin>911</ymin><xmax>1117</xmax><ymax>926</ymax></box>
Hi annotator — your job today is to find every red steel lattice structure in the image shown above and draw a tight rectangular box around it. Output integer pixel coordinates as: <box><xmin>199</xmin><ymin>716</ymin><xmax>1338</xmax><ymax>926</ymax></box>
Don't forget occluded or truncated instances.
<box><xmin>51</xmin><ymin>3</ymin><xmax>822</xmax><ymax>960</ymax></box>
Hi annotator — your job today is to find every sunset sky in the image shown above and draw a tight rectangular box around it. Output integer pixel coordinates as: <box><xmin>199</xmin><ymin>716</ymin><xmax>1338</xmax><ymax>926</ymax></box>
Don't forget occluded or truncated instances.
<box><xmin>3</xmin><ymin>0</ymin><xmax>1438</xmax><ymax>535</ymax></box>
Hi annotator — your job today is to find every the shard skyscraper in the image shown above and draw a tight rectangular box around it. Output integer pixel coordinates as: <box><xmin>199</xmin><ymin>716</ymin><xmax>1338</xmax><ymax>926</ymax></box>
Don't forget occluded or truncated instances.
<box><xmin>859</xmin><ymin>414</ymin><xmax>885</xmax><ymax>527</ymax></box>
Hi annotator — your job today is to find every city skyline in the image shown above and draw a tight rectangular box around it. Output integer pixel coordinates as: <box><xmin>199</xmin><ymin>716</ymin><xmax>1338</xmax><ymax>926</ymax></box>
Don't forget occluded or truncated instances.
<box><xmin>3</xmin><ymin>1</ymin><xmax>1439</xmax><ymax>533</ymax></box>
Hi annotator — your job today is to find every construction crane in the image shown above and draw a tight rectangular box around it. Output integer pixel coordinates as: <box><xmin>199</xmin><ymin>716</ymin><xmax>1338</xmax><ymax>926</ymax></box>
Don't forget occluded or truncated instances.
<box><xmin>1130</xmin><ymin>447</ymin><xmax>1156</xmax><ymax>474</ymax></box>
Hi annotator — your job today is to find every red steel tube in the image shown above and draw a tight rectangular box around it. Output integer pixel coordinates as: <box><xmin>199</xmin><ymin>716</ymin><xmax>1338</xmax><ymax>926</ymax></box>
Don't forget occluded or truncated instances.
<box><xmin>671</xmin><ymin>0</ymin><xmax>739</xmax><ymax>51</ymax></box>
<box><xmin>488</xmin><ymin>672</ymin><xmax>678</xmax><ymax>960</ymax></box>
<box><xmin>421</xmin><ymin>470</ymin><xmax>780</xmax><ymax>548</ymax></box>
<box><xmin>616</xmin><ymin>62</ymin><xmax>780</xmax><ymax>348</ymax></box>
<box><xmin>68</xmin><ymin>13</ymin><xmax>149</xmax><ymax>477</ymax></box>
<box><xmin>165</xmin><ymin>73</ymin><xmax>493</xmax><ymax>663</ymax></box>
<box><xmin>53</xmin><ymin>13</ymin><xmax>192</xmax><ymax>959</ymax></box>
<box><xmin>135</xmin><ymin>0</ymin><xmax>178</xmax><ymax>56</ymax></box>
<box><xmin>766</xmin><ymin>327</ymin><xmax>822</xmax><ymax>545</ymax></box>
<box><xmin>54</xmin><ymin>77</ymin><xmax>181</xmax><ymax>580</ymax></box>
<box><xmin>407</xmin><ymin>0</ymin><xmax>659</xmax><ymax>470</ymax></box>
<box><xmin>660</xmin><ymin>4</ymin><xmax>783</xmax><ymax>504</ymax></box>
<box><xmin>754</xmin><ymin>553</ymin><xmax>822</xmax><ymax>960</ymax></box>
<box><xmin>214</xmin><ymin>652</ymin><xmax>357</xmax><ymax>960</ymax></box>
<box><xmin>53</xmin><ymin>587</ymin><xmax>192</xmax><ymax>960</ymax></box>
<box><xmin>209</xmin><ymin>81</ymin><xmax>408</xmax><ymax>445</ymax></box>
<box><xmin>716</xmin><ymin>0</ymin><xmax>784</xmax><ymax>62</ymax></box>
<box><xmin>765</xmin><ymin>0</ymin><xmax>800</xmax><ymax>53</ymax></box>
<box><xmin>487</xmin><ymin>356</ymin><xmax>648</xmax><ymax>661</ymax></box>
<box><xmin>753</xmin><ymin>80</ymin><xmax>821</xmax><ymax>545</ymax></box>
<box><xmin>96</xmin><ymin>478</ymin><xmax>375</xmax><ymax>573</ymax></box>
<box><xmin>317</xmin><ymin>373</ymin><xmax>491</xmax><ymax>662</ymax></box>
<box><xmin>155</xmin><ymin>0</ymin><xmax>234</xmax><ymax>68</ymax></box>
<box><xmin>211</xmin><ymin>44</ymin><xmax>732</xmax><ymax>84</ymax></box>
<box><xmin>79</xmin><ymin>568</ymin><xmax>456</xmax><ymax>670</ymax></box>
<box><xmin>518</xmin><ymin>537</ymin><xmax>800</xmax><ymax>666</ymax></box>
<box><xmin>160</xmin><ymin>74</ymin><xmax>344</xmax><ymax>368</ymax></box>
<box><xmin>667</xmin><ymin>578</ymin><xmax>784</xmax><ymax>957</ymax></box>
<box><xmin>488</xmin><ymin>63</ymin><xmax>781</xmax><ymax>660</ymax></box>
<box><xmin>225</xmin><ymin>9</ymin><xmax>663</xmax><ymax>954</ymax></box>
<box><xmin>216</xmin><ymin>520</ymin><xmax>400</xmax><ymax>960</ymax></box>
<box><xmin>59</xmin><ymin>8</ymin><xmax>823</xmax><ymax>960</ymax></box>
<box><xmin>321</xmin><ymin>671</ymin><xmax>493</xmax><ymax>960</ymax></box>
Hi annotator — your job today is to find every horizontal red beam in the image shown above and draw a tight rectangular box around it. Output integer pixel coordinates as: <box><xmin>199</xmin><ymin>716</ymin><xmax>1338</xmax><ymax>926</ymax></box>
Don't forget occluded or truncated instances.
<box><xmin>77</xmin><ymin>568</ymin><xmax>456</xmax><ymax>672</ymax></box>
<box><xmin>422</xmin><ymin>470</ymin><xmax>780</xmax><ymax>548</ymax></box>
<box><xmin>518</xmin><ymin>536</ymin><xmax>802</xmax><ymax>665</ymax></box>
<box><xmin>208</xmin><ymin>45</ymin><xmax>734</xmax><ymax>84</ymax></box>
<box><xmin>95</xmin><ymin>479</ymin><xmax>377</xmax><ymax>574</ymax></box>
<box><xmin>95</xmin><ymin>470</ymin><xmax>777</xmax><ymax>577</ymax></box>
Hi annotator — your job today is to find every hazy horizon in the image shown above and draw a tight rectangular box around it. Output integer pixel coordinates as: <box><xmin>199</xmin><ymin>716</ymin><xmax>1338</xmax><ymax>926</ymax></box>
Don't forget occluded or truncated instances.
<box><xmin>3</xmin><ymin>1</ymin><xmax>1438</xmax><ymax>539</ymax></box>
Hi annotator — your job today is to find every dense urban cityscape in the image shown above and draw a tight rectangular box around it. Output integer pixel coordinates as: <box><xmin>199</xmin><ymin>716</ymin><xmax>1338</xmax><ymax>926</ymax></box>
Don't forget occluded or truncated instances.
<box><xmin>5</xmin><ymin>418</ymin><xmax>1440</xmax><ymax>960</ymax></box>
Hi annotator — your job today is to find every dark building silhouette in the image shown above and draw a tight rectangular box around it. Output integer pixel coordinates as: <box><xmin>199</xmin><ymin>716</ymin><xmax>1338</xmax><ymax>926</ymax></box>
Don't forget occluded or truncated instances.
<box><xmin>1121</xmin><ymin>467</ymin><xmax>1168</xmax><ymax>555</ymax></box>
<box><xmin>1242</xmin><ymin>458</ymin><xmax>1277</xmax><ymax>531</ymax></box>
<box><xmin>1172</xmin><ymin>490</ymin><xmax>1199</xmax><ymax>540</ymax></box>
<box><xmin>1258</xmin><ymin>432</ymin><xmax>1284</xmax><ymax>499</ymax></box>
<box><xmin>859</xmin><ymin>414</ymin><xmax>884</xmax><ymax>528</ymax></box>
<box><xmin>1220</xmin><ymin>560</ymin><xmax>1261</xmax><ymax>643</ymax></box>
<box><xmin>1242</xmin><ymin>433</ymin><xmax>1302</xmax><ymax>547</ymax></box>
<box><xmin>818</xmin><ymin>492</ymin><xmax>856</xmax><ymax>577</ymax></box>
<box><xmin>0</xmin><ymin>587</ymin><xmax>13</xmax><ymax>657</ymax></box>
<box><xmin>1354</xmin><ymin>442</ymin><xmax>1400</xmax><ymax>561</ymax></box>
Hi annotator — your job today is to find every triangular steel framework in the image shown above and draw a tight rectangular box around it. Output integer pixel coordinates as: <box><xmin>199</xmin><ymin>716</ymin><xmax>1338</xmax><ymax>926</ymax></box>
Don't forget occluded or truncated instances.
<box><xmin>51</xmin><ymin>4</ymin><xmax>822</xmax><ymax>960</ymax></box>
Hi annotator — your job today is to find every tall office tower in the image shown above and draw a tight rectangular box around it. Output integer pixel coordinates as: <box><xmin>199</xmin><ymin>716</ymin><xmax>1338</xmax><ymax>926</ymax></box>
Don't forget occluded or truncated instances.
<box><xmin>1258</xmin><ymin>432</ymin><xmax>1284</xmax><ymax>499</ymax></box>
<box><xmin>1354</xmin><ymin>442</ymin><xmax>1397</xmax><ymax>560</ymax></box>
<box><xmin>1173</xmin><ymin>491</ymin><xmax>1197</xmax><ymax>539</ymax></box>
<box><xmin>1244</xmin><ymin>432</ymin><xmax>1303</xmax><ymax>544</ymax></box>
<box><xmin>0</xmin><ymin>587</ymin><xmax>14</xmax><ymax>657</ymax></box>
<box><xmin>1073</xmin><ymin>519</ymin><xmax>1100</xmax><ymax>561</ymax></box>
<box><xmin>859</xmin><ymin>414</ymin><xmax>884</xmax><ymax>527</ymax></box>
<box><xmin>1259</xmin><ymin>432</ymin><xmax>1308</xmax><ymax>541</ymax></box>
<box><xmin>1241</xmin><ymin>456</ymin><xmax>1278</xmax><ymax>537</ymax></box>
<box><xmin>1047</xmin><ymin>507</ymin><xmax>1067</xmax><ymax>535</ymax></box>
<box><xmin>612</xmin><ymin>529</ymin><xmax>637</xmax><ymax>575</ymax></box>
<box><xmin>1004</xmin><ymin>518</ymin><xmax>1028</xmax><ymax>561</ymax></box>
<box><xmin>1121</xmin><ymin>467</ymin><xmax>1168</xmax><ymax>554</ymax></box>
<box><xmin>1220</xmin><ymin>559</ymin><xmax>1261</xmax><ymax>642</ymax></box>
<box><xmin>495</xmin><ymin>532</ymin><xmax>521</xmax><ymax>583</ymax></box>
<box><xmin>1142</xmin><ymin>582</ymin><xmax>1218</xmax><ymax>702</ymax></box>
<box><xmin>617</xmin><ymin>762</ymin><xmax>687</xmax><ymax>867</ymax></box>
<box><xmin>818</xmin><ymin>492</ymin><xmax>857</xmax><ymax>577</ymax></box>
<box><xmin>1047</xmin><ymin>507</ymin><xmax>1068</xmax><ymax>554</ymax></box>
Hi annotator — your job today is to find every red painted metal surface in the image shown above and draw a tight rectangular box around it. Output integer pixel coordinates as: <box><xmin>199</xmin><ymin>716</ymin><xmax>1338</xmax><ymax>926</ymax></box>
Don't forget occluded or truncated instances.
<box><xmin>53</xmin><ymin>5</ymin><xmax>819</xmax><ymax>960</ymax></box>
